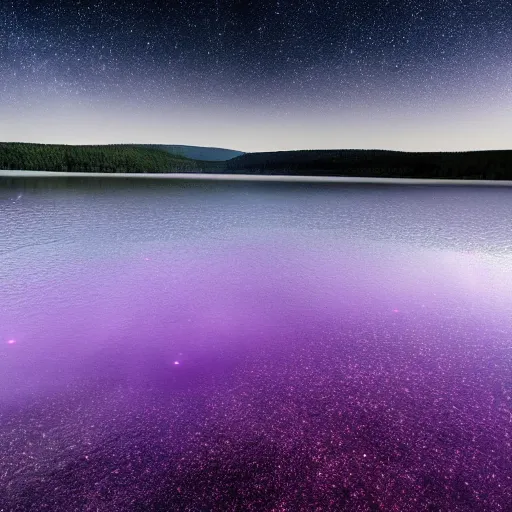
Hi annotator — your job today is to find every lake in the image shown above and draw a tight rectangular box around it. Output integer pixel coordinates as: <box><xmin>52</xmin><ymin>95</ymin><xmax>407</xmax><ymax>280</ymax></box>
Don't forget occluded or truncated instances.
<box><xmin>1</xmin><ymin>175</ymin><xmax>511</xmax><ymax>511</ymax></box>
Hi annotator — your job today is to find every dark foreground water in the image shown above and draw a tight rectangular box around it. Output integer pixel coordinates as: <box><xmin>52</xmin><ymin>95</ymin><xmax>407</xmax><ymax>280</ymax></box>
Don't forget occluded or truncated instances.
<box><xmin>1</xmin><ymin>178</ymin><xmax>511</xmax><ymax>511</ymax></box>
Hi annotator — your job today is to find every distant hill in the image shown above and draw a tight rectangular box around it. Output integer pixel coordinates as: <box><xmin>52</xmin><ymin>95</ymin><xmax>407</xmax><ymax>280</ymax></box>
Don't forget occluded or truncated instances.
<box><xmin>136</xmin><ymin>144</ymin><xmax>244</xmax><ymax>161</ymax></box>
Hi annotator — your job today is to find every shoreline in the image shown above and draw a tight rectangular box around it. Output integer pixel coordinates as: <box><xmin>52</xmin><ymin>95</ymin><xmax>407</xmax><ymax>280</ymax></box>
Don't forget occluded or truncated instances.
<box><xmin>1</xmin><ymin>170</ymin><xmax>512</xmax><ymax>186</ymax></box>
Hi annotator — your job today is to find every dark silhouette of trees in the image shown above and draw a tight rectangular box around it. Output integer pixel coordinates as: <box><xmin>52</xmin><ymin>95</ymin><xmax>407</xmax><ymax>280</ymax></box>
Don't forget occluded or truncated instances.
<box><xmin>225</xmin><ymin>149</ymin><xmax>512</xmax><ymax>180</ymax></box>
<box><xmin>1</xmin><ymin>143</ymin><xmax>512</xmax><ymax>180</ymax></box>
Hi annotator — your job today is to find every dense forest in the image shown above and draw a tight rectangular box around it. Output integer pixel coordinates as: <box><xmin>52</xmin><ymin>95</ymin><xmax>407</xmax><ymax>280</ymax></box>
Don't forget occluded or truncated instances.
<box><xmin>0</xmin><ymin>143</ymin><xmax>203</xmax><ymax>173</ymax></box>
<box><xmin>225</xmin><ymin>149</ymin><xmax>512</xmax><ymax>180</ymax></box>
<box><xmin>1</xmin><ymin>143</ymin><xmax>512</xmax><ymax>180</ymax></box>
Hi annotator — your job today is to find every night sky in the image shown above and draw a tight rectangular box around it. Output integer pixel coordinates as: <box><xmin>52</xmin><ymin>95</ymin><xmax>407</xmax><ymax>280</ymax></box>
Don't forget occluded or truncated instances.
<box><xmin>1</xmin><ymin>0</ymin><xmax>511</xmax><ymax>152</ymax></box>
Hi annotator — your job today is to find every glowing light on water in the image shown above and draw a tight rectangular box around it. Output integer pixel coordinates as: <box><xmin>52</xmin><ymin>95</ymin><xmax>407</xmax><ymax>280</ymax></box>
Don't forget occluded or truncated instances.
<box><xmin>6</xmin><ymin>339</ymin><xmax>16</xmax><ymax>345</ymax></box>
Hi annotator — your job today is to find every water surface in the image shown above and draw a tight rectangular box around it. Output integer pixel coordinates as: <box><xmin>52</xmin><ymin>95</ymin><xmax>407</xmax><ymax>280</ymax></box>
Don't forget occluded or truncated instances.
<box><xmin>1</xmin><ymin>179</ymin><xmax>511</xmax><ymax>511</ymax></box>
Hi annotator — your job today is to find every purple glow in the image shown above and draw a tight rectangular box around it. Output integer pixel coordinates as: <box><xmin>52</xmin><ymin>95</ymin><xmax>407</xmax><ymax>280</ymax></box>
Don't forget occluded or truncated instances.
<box><xmin>6</xmin><ymin>339</ymin><xmax>16</xmax><ymax>345</ymax></box>
<box><xmin>0</xmin><ymin>183</ymin><xmax>511</xmax><ymax>510</ymax></box>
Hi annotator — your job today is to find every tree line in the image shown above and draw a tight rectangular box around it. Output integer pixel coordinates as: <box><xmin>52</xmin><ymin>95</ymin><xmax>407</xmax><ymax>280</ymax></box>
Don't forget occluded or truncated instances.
<box><xmin>2</xmin><ymin>143</ymin><xmax>512</xmax><ymax>180</ymax></box>
<box><xmin>0</xmin><ymin>143</ymin><xmax>202</xmax><ymax>173</ymax></box>
<box><xmin>225</xmin><ymin>149</ymin><xmax>512</xmax><ymax>180</ymax></box>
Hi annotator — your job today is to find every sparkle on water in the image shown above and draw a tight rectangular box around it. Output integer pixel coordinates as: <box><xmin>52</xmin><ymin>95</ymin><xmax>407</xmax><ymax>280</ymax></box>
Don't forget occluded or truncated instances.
<box><xmin>0</xmin><ymin>181</ymin><xmax>511</xmax><ymax>511</ymax></box>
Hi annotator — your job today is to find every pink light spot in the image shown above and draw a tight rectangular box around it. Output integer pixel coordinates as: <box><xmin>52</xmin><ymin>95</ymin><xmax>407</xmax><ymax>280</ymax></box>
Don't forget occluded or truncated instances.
<box><xmin>392</xmin><ymin>309</ymin><xmax>400</xmax><ymax>313</ymax></box>
<box><xmin>144</xmin><ymin>257</ymin><xmax>150</xmax><ymax>261</ymax></box>
<box><xmin>173</xmin><ymin>361</ymin><xmax>180</xmax><ymax>365</ymax></box>
<box><xmin>7</xmin><ymin>339</ymin><xmax>16</xmax><ymax>345</ymax></box>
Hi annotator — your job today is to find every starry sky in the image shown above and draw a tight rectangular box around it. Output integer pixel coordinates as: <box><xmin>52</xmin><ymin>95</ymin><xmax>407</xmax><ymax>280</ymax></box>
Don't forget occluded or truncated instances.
<box><xmin>1</xmin><ymin>0</ymin><xmax>511</xmax><ymax>152</ymax></box>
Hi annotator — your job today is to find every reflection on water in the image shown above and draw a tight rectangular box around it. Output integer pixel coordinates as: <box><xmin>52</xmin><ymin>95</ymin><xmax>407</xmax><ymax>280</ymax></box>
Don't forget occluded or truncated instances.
<box><xmin>1</xmin><ymin>178</ymin><xmax>511</xmax><ymax>511</ymax></box>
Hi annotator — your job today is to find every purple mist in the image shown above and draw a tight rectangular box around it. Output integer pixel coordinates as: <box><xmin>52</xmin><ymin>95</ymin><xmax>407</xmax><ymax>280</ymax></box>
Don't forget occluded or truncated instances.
<box><xmin>0</xmin><ymin>181</ymin><xmax>511</xmax><ymax>511</ymax></box>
